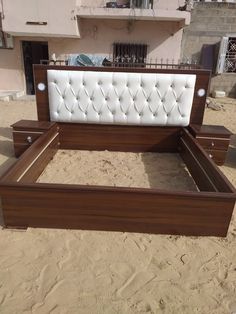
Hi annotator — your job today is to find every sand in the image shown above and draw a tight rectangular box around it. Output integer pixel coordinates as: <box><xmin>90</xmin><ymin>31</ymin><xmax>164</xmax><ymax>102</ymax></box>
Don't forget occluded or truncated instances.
<box><xmin>37</xmin><ymin>150</ymin><xmax>198</xmax><ymax>191</ymax></box>
<box><xmin>0</xmin><ymin>98</ymin><xmax>236</xmax><ymax>314</ymax></box>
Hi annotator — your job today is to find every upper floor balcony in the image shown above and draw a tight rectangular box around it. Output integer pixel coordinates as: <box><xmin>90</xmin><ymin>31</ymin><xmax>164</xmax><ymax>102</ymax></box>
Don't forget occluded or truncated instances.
<box><xmin>77</xmin><ymin>0</ymin><xmax>190</xmax><ymax>26</ymax></box>
<box><xmin>1</xmin><ymin>0</ymin><xmax>80</xmax><ymax>38</ymax></box>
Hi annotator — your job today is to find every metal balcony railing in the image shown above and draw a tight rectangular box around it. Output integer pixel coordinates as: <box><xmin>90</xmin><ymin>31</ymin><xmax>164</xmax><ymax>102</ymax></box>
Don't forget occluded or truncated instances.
<box><xmin>40</xmin><ymin>58</ymin><xmax>201</xmax><ymax>70</ymax></box>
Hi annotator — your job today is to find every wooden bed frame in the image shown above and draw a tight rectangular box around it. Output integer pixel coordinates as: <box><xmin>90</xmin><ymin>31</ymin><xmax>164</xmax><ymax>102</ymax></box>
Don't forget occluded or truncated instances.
<box><xmin>0</xmin><ymin>65</ymin><xmax>235</xmax><ymax>237</ymax></box>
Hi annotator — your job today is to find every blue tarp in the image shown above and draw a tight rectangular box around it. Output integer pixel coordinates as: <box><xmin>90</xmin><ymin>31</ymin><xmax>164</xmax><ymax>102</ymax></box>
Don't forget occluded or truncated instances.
<box><xmin>68</xmin><ymin>54</ymin><xmax>111</xmax><ymax>67</ymax></box>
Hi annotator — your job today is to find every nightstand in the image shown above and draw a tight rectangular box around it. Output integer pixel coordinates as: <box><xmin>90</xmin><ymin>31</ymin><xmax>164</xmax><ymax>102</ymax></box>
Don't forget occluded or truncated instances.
<box><xmin>11</xmin><ymin>120</ymin><xmax>56</xmax><ymax>157</ymax></box>
<box><xmin>189</xmin><ymin>124</ymin><xmax>233</xmax><ymax>166</ymax></box>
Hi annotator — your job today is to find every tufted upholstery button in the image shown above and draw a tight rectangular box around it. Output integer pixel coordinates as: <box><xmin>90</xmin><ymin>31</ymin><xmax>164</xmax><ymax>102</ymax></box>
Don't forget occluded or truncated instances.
<box><xmin>48</xmin><ymin>70</ymin><xmax>196</xmax><ymax>126</ymax></box>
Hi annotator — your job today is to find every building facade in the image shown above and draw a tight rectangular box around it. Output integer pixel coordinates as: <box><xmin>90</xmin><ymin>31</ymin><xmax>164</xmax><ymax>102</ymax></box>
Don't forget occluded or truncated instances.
<box><xmin>0</xmin><ymin>0</ymin><xmax>189</xmax><ymax>95</ymax></box>
<box><xmin>181</xmin><ymin>1</ymin><xmax>236</xmax><ymax>96</ymax></box>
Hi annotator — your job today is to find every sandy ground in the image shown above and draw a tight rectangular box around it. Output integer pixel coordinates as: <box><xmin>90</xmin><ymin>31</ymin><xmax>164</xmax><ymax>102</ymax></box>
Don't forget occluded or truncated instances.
<box><xmin>37</xmin><ymin>150</ymin><xmax>198</xmax><ymax>191</ymax></box>
<box><xmin>0</xmin><ymin>98</ymin><xmax>236</xmax><ymax>314</ymax></box>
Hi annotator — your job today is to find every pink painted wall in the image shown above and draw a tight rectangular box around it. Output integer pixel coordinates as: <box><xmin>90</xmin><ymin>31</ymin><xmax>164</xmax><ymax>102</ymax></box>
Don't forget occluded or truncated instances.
<box><xmin>0</xmin><ymin>19</ymin><xmax>183</xmax><ymax>93</ymax></box>
<box><xmin>0</xmin><ymin>38</ymin><xmax>25</xmax><ymax>91</ymax></box>
<box><xmin>1</xmin><ymin>0</ymin><xmax>79</xmax><ymax>37</ymax></box>
<box><xmin>49</xmin><ymin>19</ymin><xmax>183</xmax><ymax>61</ymax></box>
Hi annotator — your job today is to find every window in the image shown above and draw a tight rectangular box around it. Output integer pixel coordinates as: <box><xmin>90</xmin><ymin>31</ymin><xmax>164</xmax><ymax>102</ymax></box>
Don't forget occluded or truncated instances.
<box><xmin>113</xmin><ymin>43</ymin><xmax>147</xmax><ymax>66</ymax></box>
<box><xmin>130</xmin><ymin>0</ymin><xmax>153</xmax><ymax>9</ymax></box>
<box><xmin>216</xmin><ymin>36</ymin><xmax>236</xmax><ymax>74</ymax></box>
<box><xmin>0</xmin><ymin>31</ymin><xmax>14</xmax><ymax>49</ymax></box>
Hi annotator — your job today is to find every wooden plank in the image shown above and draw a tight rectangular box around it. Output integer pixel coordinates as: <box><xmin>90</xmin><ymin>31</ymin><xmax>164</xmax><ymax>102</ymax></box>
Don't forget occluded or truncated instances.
<box><xmin>34</xmin><ymin>65</ymin><xmax>211</xmax><ymax>125</ymax></box>
<box><xmin>0</xmin><ymin>125</ymin><xmax>59</xmax><ymax>183</ymax></box>
<box><xmin>189</xmin><ymin>124</ymin><xmax>233</xmax><ymax>138</ymax></box>
<box><xmin>19</xmin><ymin>136</ymin><xmax>58</xmax><ymax>183</ymax></box>
<box><xmin>0</xmin><ymin>182</ymin><xmax>235</xmax><ymax>236</ymax></box>
<box><xmin>180</xmin><ymin>129</ymin><xmax>235</xmax><ymax>193</ymax></box>
<box><xmin>59</xmin><ymin>123</ymin><xmax>180</xmax><ymax>152</ymax></box>
<box><xmin>11</xmin><ymin>120</ymin><xmax>56</xmax><ymax>132</ymax></box>
<box><xmin>180</xmin><ymin>137</ymin><xmax>217</xmax><ymax>192</ymax></box>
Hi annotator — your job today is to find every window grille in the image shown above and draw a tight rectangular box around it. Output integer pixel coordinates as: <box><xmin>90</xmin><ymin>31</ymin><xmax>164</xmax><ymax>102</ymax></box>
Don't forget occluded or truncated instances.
<box><xmin>113</xmin><ymin>43</ymin><xmax>147</xmax><ymax>66</ymax></box>
<box><xmin>216</xmin><ymin>36</ymin><xmax>236</xmax><ymax>73</ymax></box>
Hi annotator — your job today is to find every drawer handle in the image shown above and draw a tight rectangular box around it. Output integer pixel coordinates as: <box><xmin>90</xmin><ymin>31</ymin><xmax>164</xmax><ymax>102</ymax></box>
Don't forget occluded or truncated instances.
<box><xmin>209</xmin><ymin>153</ymin><xmax>213</xmax><ymax>159</ymax></box>
<box><xmin>211</xmin><ymin>141</ymin><xmax>215</xmax><ymax>147</ymax></box>
<box><xmin>26</xmin><ymin>136</ymin><xmax>32</xmax><ymax>144</ymax></box>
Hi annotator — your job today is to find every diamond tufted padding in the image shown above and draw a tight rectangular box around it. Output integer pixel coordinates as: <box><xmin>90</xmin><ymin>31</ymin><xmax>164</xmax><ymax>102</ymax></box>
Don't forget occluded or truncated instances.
<box><xmin>47</xmin><ymin>70</ymin><xmax>196</xmax><ymax>126</ymax></box>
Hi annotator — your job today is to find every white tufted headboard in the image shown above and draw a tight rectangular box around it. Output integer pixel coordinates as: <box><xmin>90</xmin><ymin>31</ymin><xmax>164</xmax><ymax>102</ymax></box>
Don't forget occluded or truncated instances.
<box><xmin>47</xmin><ymin>70</ymin><xmax>196</xmax><ymax>127</ymax></box>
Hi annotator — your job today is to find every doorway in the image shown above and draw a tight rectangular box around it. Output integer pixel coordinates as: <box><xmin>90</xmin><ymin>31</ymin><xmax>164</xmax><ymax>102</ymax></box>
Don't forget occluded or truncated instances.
<box><xmin>22</xmin><ymin>41</ymin><xmax>49</xmax><ymax>95</ymax></box>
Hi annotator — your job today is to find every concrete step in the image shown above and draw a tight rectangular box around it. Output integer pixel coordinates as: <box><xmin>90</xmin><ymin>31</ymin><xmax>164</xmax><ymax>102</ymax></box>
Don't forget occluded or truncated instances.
<box><xmin>0</xmin><ymin>90</ymin><xmax>25</xmax><ymax>101</ymax></box>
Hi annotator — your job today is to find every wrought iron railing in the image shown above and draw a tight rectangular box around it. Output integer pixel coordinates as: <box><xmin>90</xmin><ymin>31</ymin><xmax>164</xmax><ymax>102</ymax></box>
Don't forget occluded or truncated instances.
<box><xmin>40</xmin><ymin>58</ymin><xmax>201</xmax><ymax>70</ymax></box>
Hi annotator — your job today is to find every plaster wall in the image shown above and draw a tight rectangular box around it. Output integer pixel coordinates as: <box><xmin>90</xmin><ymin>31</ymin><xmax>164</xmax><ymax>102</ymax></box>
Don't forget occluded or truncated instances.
<box><xmin>0</xmin><ymin>19</ymin><xmax>183</xmax><ymax>93</ymax></box>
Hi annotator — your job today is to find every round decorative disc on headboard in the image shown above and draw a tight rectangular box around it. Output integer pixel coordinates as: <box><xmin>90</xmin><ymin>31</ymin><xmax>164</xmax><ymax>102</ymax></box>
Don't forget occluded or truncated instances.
<box><xmin>197</xmin><ymin>88</ymin><xmax>206</xmax><ymax>97</ymax></box>
<box><xmin>37</xmin><ymin>83</ymin><xmax>46</xmax><ymax>92</ymax></box>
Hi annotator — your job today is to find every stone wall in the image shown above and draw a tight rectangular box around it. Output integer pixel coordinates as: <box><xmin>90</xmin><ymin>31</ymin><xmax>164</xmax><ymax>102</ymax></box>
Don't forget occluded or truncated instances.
<box><xmin>181</xmin><ymin>2</ymin><xmax>236</xmax><ymax>97</ymax></box>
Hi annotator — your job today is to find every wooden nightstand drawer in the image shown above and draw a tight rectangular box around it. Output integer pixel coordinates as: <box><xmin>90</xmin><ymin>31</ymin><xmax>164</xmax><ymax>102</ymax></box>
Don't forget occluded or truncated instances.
<box><xmin>196</xmin><ymin>137</ymin><xmax>230</xmax><ymax>151</ymax></box>
<box><xmin>189</xmin><ymin>124</ymin><xmax>232</xmax><ymax>166</ymax></box>
<box><xmin>11</xmin><ymin>120</ymin><xmax>57</xmax><ymax>157</ymax></box>
<box><xmin>206</xmin><ymin>149</ymin><xmax>228</xmax><ymax>166</ymax></box>
<box><xmin>13</xmin><ymin>131</ymin><xmax>43</xmax><ymax>145</ymax></box>
<box><xmin>13</xmin><ymin>144</ymin><xmax>31</xmax><ymax>158</ymax></box>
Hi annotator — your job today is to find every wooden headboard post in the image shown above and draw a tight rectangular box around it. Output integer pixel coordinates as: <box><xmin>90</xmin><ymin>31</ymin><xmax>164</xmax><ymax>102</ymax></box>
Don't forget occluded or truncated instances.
<box><xmin>33</xmin><ymin>65</ymin><xmax>211</xmax><ymax>125</ymax></box>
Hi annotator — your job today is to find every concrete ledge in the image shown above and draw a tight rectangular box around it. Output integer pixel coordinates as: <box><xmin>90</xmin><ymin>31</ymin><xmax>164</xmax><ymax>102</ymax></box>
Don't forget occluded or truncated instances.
<box><xmin>0</xmin><ymin>91</ymin><xmax>25</xmax><ymax>101</ymax></box>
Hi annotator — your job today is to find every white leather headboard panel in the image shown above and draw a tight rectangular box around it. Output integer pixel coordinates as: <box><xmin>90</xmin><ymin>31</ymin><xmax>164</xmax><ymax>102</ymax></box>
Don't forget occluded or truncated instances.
<box><xmin>47</xmin><ymin>70</ymin><xmax>196</xmax><ymax>126</ymax></box>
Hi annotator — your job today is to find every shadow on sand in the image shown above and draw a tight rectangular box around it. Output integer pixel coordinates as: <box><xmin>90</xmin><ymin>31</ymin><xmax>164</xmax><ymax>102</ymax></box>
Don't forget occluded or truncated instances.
<box><xmin>141</xmin><ymin>152</ymin><xmax>198</xmax><ymax>191</ymax></box>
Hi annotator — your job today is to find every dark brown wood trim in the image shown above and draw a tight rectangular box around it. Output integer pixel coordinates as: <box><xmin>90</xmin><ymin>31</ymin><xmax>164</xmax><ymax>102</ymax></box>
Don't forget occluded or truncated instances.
<box><xmin>11</xmin><ymin>120</ymin><xmax>56</xmax><ymax>132</ymax></box>
<box><xmin>0</xmin><ymin>125</ymin><xmax>59</xmax><ymax>183</ymax></box>
<box><xmin>0</xmin><ymin>181</ymin><xmax>234</xmax><ymax>236</ymax></box>
<box><xmin>180</xmin><ymin>137</ymin><xmax>217</xmax><ymax>192</ymax></box>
